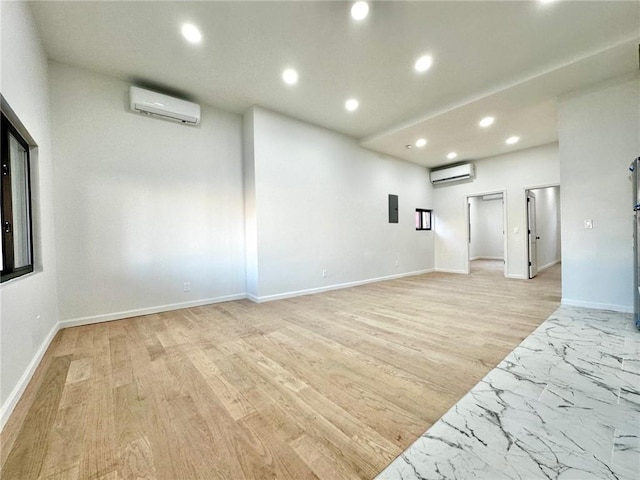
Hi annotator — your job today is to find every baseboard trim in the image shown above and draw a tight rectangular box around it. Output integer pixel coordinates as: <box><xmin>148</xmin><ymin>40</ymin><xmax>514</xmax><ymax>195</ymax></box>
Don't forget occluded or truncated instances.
<box><xmin>561</xmin><ymin>298</ymin><xmax>633</xmax><ymax>314</ymax></box>
<box><xmin>434</xmin><ymin>268</ymin><xmax>468</xmax><ymax>274</ymax></box>
<box><xmin>59</xmin><ymin>293</ymin><xmax>247</xmax><ymax>329</ymax></box>
<box><xmin>1</xmin><ymin>293</ymin><xmax>248</xmax><ymax>431</ymax></box>
<box><xmin>249</xmin><ymin>269</ymin><xmax>436</xmax><ymax>303</ymax></box>
<box><xmin>0</xmin><ymin>321</ymin><xmax>60</xmax><ymax>430</ymax></box>
<box><xmin>507</xmin><ymin>274</ymin><xmax>527</xmax><ymax>279</ymax></box>
<box><xmin>538</xmin><ymin>259</ymin><xmax>560</xmax><ymax>272</ymax></box>
<box><xmin>470</xmin><ymin>256</ymin><xmax>503</xmax><ymax>261</ymax></box>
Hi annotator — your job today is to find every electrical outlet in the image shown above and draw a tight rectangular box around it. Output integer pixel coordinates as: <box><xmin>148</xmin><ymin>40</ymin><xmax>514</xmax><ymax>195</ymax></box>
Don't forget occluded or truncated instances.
<box><xmin>322</xmin><ymin>269</ymin><xmax>327</xmax><ymax>278</ymax></box>
<box><xmin>584</xmin><ymin>219</ymin><xmax>593</xmax><ymax>229</ymax></box>
<box><xmin>183</xmin><ymin>282</ymin><xmax>190</xmax><ymax>292</ymax></box>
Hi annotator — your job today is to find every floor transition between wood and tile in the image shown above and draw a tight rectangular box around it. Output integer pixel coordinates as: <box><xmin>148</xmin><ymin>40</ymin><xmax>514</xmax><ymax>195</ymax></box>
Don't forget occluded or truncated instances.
<box><xmin>376</xmin><ymin>306</ymin><xmax>640</xmax><ymax>480</ymax></box>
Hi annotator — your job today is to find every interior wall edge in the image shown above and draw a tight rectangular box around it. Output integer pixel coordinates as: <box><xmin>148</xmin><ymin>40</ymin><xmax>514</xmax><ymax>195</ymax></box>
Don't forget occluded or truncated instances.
<box><xmin>0</xmin><ymin>320</ymin><xmax>60</xmax><ymax>431</ymax></box>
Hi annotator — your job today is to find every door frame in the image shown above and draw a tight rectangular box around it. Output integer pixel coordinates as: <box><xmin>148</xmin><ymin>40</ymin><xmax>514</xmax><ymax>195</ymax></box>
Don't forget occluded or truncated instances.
<box><xmin>523</xmin><ymin>183</ymin><xmax>561</xmax><ymax>279</ymax></box>
<box><xmin>464</xmin><ymin>189</ymin><xmax>507</xmax><ymax>276</ymax></box>
<box><xmin>526</xmin><ymin>191</ymin><xmax>538</xmax><ymax>278</ymax></box>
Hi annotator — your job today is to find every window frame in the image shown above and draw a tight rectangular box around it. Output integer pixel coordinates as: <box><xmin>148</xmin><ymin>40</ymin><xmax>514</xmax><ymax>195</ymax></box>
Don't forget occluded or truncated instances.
<box><xmin>415</xmin><ymin>208</ymin><xmax>433</xmax><ymax>231</ymax></box>
<box><xmin>1</xmin><ymin>111</ymin><xmax>34</xmax><ymax>282</ymax></box>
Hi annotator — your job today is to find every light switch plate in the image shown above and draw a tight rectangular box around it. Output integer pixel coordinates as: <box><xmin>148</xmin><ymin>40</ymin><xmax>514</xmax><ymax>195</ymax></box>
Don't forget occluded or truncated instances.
<box><xmin>584</xmin><ymin>219</ymin><xmax>593</xmax><ymax>229</ymax></box>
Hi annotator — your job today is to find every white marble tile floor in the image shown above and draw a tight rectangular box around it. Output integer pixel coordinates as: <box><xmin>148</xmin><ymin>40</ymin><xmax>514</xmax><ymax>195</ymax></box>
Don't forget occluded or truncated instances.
<box><xmin>376</xmin><ymin>306</ymin><xmax>640</xmax><ymax>480</ymax></box>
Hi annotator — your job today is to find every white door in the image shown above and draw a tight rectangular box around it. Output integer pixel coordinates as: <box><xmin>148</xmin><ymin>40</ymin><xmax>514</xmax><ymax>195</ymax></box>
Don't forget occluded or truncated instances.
<box><xmin>527</xmin><ymin>193</ymin><xmax>538</xmax><ymax>278</ymax></box>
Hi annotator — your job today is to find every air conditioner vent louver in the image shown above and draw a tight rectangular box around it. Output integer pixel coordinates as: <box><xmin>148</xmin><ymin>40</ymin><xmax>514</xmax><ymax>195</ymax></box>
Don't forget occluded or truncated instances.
<box><xmin>430</xmin><ymin>162</ymin><xmax>475</xmax><ymax>185</ymax></box>
<box><xmin>129</xmin><ymin>86</ymin><xmax>200</xmax><ymax>125</ymax></box>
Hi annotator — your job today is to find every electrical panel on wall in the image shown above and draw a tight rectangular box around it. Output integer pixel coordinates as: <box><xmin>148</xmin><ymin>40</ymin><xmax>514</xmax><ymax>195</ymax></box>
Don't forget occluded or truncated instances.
<box><xmin>388</xmin><ymin>194</ymin><xmax>398</xmax><ymax>223</ymax></box>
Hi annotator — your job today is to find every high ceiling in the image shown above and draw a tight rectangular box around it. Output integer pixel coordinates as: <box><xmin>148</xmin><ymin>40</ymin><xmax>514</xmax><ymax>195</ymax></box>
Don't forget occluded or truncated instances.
<box><xmin>30</xmin><ymin>1</ymin><xmax>640</xmax><ymax>167</ymax></box>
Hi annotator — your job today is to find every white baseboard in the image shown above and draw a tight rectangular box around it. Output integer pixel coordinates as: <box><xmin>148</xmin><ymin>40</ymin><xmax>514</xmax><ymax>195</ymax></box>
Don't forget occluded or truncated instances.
<box><xmin>470</xmin><ymin>256</ymin><xmax>503</xmax><ymax>261</ymax></box>
<box><xmin>538</xmin><ymin>259</ymin><xmax>560</xmax><ymax>272</ymax></box>
<box><xmin>434</xmin><ymin>268</ymin><xmax>468</xmax><ymax>274</ymax></box>
<box><xmin>507</xmin><ymin>273</ymin><xmax>527</xmax><ymax>279</ymax></box>
<box><xmin>561</xmin><ymin>298</ymin><xmax>633</xmax><ymax>314</ymax></box>
<box><xmin>0</xmin><ymin>321</ymin><xmax>61</xmax><ymax>430</ymax></box>
<box><xmin>1</xmin><ymin>293</ymin><xmax>247</xmax><ymax>431</ymax></box>
<box><xmin>246</xmin><ymin>293</ymin><xmax>260</xmax><ymax>303</ymax></box>
<box><xmin>249</xmin><ymin>269</ymin><xmax>436</xmax><ymax>303</ymax></box>
<box><xmin>59</xmin><ymin>293</ymin><xmax>247</xmax><ymax>328</ymax></box>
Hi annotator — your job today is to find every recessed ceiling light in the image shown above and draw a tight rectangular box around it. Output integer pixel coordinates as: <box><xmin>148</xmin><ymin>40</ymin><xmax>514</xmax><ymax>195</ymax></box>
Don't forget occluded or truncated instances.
<box><xmin>345</xmin><ymin>98</ymin><xmax>359</xmax><ymax>112</ymax></box>
<box><xmin>414</xmin><ymin>55</ymin><xmax>433</xmax><ymax>73</ymax></box>
<box><xmin>351</xmin><ymin>1</ymin><xmax>369</xmax><ymax>21</ymax></box>
<box><xmin>282</xmin><ymin>68</ymin><xmax>298</xmax><ymax>85</ymax></box>
<box><xmin>181</xmin><ymin>23</ymin><xmax>202</xmax><ymax>44</ymax></box>
<box><xmin>447</xmin><ymin>152</ymin><xmax>457</xmax><ymax>160</ymax></box>
<box><xmin>405</xmin><ymin>144</ymin><xmax>413</xmax><ymax>150</ymax></box>
<box><xmin>415</xmin><ymin>138</ymin><xmax>427</xmax><ymax>148</ymax></box>
<box><xmin>479</xmin><ymin>116</ymin><xmax>495</xmax><ymax>128</ymax></box>
<box><xmin>506</xmin><ymin>136</ymin><xmax>520</xmax><ymax>145</ymax></box>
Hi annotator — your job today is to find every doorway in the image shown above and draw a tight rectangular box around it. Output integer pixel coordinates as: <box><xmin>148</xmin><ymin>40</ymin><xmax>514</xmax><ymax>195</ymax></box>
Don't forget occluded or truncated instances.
<box><xmin>526</xmin><ymin>186</ymin><xmax>561</xmax><ymax>279</ymax></box>
<box><xmin>466</xmin><ymin>191</ymin><xmax>507</xmax><ymax>276</ymax></box>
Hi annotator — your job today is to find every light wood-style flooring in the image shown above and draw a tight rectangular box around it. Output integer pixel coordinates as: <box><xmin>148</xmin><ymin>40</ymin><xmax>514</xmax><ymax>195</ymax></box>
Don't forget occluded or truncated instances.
<box><xmin>1</xmin><ymin>264</ymin><xmax>561</xmax><ymax>480</ymax></box>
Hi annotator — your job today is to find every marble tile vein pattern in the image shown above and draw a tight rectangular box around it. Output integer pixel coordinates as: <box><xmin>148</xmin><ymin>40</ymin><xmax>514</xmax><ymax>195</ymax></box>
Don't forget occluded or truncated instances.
<box><xmin>376</xmin><ymin>306</ymin><xmax>640</xmax><ymax>480</ymax></box>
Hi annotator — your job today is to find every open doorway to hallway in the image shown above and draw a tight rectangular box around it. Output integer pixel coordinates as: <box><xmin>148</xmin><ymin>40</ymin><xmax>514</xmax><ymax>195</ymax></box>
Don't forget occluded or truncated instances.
<box><xmin>467</xmin><ymin>191</ymin><xmax>506</xmax><ymax>275</ymax></box>
<box><xmin>526</xmin><ymin>185</ymin><xmax>561</xmax><ymax>279</ymax></box>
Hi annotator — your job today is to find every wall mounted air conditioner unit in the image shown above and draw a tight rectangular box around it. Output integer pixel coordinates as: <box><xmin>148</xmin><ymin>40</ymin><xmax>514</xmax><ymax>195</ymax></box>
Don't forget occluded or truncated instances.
<box><xmin>129</xmin><ymin>86</ymin><xmax>201</xmax><ymax>125</ymax></box>
<box><xmin>430</xmin><ymin>162</ymin><xmax>475</xmax><ymax>185</ymax></box>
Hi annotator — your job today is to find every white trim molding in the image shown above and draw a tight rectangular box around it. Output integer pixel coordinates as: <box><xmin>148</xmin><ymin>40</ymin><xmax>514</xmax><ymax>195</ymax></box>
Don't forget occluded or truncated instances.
<box><xmin>538</xmin><ymin>259</ymin><xmax>560</xmax><ymax>272</ymax></box>
<box><xmin>59</xmin><ymin>294</ymin><xmax>247</xmax><ymax>329</ymax></box>
<box><xmin>0</xmin><ymin>321</ymin><xmax>60</xmax><ymax>430</ymax></box>
<box><xmin>248</xmin><ymin>269</ymin><xmax>436</xmax><ymax>303</ymax></box>
<box><xmin>435</xmin><ymin>268</ymin><xmax>468</xmax><ymax>274</ymax></box>
<box><xmin>507</xmin><ymin>273</ymin><xmax>527</xmax><ymax>279</ymax></box>
<box><xmin>561</xmin><ymin>298</ymin><xmax>633</xmax><ymax>314</ymax></box>
<box><xmin>1</xmin><ymin>292</ymin><xmax>248</xmax><ymax>430</ymax></box>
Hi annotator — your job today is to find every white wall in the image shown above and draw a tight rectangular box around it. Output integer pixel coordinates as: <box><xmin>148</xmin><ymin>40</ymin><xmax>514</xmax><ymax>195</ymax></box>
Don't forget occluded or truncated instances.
<box><xmin>469</xmin><ymin>196</ymin><xmax>504</xmax><ymax>260</ymax></box>
<box><xmin>0</xmin><ymin>1</ymin><xmax>60</xmax><ymax>425</ymax></box>
<box><xmin>529</xmin><ymin>186</ymin><xmax>561</xmax><ymax>271</ymax></box>
<box><xmin>243</xmin><ymin>109</ymin><xmax>258</xmax><ymax>298</ymax></box>
<box><xmin>558</xmin><ymin>75</ymin><xmax>639</xmax><ymax>312</ymax></box>
<box><xmin>247</xmin><ymin>106</ymin><xmax>434</xmax><ymax>300</ymax></box>
<box><xmin>49</xmin><ymin>62</ymin><xmax>246</xmax><ymax>324</ymax></box>
<box><xmin>434</xmin><ymin>143</ymin><xmax>560</xmax><ymax>277</ymax></box>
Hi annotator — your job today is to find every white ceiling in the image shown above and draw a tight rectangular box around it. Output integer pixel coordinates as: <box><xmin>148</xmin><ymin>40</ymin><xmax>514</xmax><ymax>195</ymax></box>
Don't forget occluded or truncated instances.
<box><xmin>30</xmin><ymin>1</ymin><xmax>640</xmax><ymax>168</ymax></box>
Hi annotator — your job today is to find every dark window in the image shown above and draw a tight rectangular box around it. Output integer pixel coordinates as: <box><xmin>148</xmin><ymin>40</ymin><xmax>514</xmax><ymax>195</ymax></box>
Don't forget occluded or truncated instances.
<box><xmin>415</xmin><ymin>209</ymin><xmax>432</xmax><ymax>230</ymax></box>
<box><xmin>1</xmin><ymin>112</ymin><xmax>34</xmax><ymax>282</ymax></box>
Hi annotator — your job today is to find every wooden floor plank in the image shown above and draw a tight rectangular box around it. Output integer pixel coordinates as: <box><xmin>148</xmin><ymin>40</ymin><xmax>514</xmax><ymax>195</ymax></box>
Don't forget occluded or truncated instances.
<box><xmin>1</xmin><ymin>355</ymin><xmax>71</xmax><ymax>479</ymax></box>
<box><xmin>1</xmin><ymin>262</ymin><xmax>560</xmax><ymax>479</ymax></box>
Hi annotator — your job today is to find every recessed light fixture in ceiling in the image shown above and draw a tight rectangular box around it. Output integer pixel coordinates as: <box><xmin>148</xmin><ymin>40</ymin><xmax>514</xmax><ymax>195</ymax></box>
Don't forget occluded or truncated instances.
<box><xmin>345</xmin><ymin>98</ymin><xmax>359</xmax><ymax>112</ymax></box>
<box><xmin>181</xmin><ymin>23</ymin><xmax>202</xmax><ymax>44</ymax></box>
<box><xmin>506</xmin><ymin>136</ymin><xmax>520</xmax><ymax>145</ymax></box>
<box><xmin>479</xmin><ymin>116</ymin><xmax>495</xmax><ymax>127</ymax></box>
<box><xmin>447</xmin><ymin>152</ymin><xmax>457</xmax><ymax>160</ymax></box>
<box><xmin>282</xmin><ymin>68</ymin><xmax>298</xmax><ymax>85</ymax></box>
<box><xmin>351</xmin><ymin>1</ymin><xmax>369</xmax><ymax>21</ymax></box>
<box><xmin>414</xmin><ymin>55</ymin><xmax>433</xmax><ymax>73</ymax></box>
<box><xmin>415</xmin><ymin>138</ymin><xmax>427</xmax><ymax>148</ymax></box>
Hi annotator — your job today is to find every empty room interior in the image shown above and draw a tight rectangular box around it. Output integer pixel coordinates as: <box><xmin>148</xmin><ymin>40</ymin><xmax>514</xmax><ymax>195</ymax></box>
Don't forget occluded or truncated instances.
<box><xmin>1</xmin><ymin>1</ymin><xmax>639</xmax><ymax>479</ymax></box>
